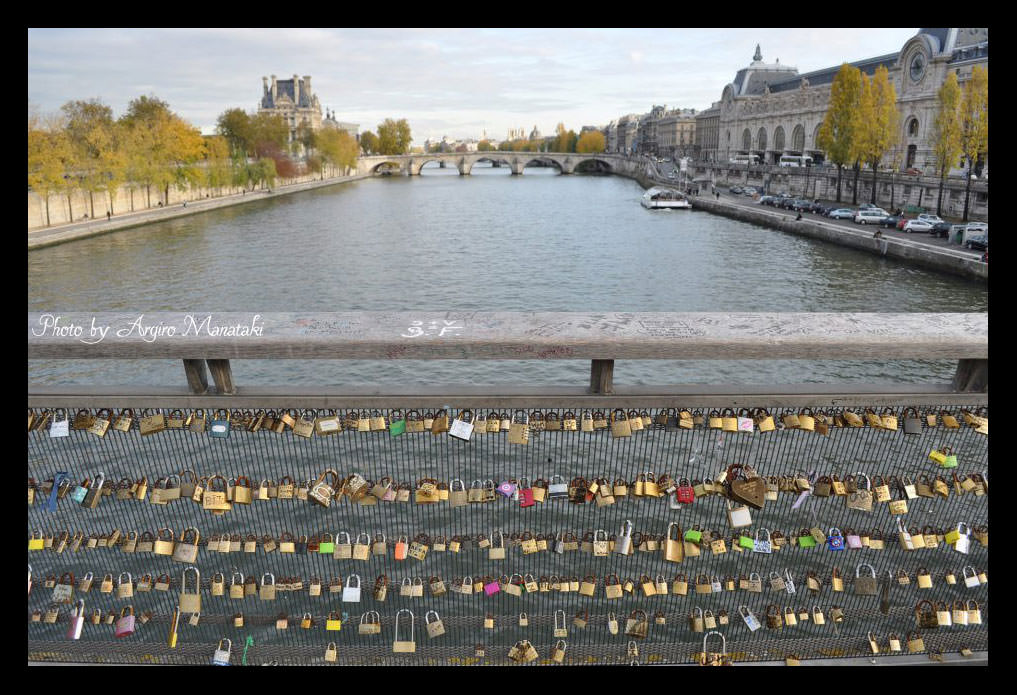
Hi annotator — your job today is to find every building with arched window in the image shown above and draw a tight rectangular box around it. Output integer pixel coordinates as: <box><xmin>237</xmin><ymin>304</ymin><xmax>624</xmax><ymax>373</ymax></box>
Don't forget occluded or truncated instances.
<box><xmin>700</xmin><ymin>30</ymin><xmax>988</xmax><ymax>175</ymax></box>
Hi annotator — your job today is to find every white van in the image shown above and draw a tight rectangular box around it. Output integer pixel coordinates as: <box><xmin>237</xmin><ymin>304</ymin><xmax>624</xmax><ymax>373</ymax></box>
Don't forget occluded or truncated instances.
<box><xmin>853</xmin><ymin>209</ymin><xmax>885</xmax><ymax>224</ymax></box>
<box><xmin>779</xmin><ymin>155</ymin><xmax>813</xmax><ymax>167</ymax></box>
<box><xmin>729</xmin><ymin>154</ymin><xmax>759</xmax><ymax>165</ymax></box>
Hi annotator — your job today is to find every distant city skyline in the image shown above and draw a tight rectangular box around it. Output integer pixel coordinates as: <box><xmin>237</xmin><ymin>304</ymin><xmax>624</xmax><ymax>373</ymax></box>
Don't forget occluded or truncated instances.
<box><xmin>29</xmin><ymin>28</ymin><xmax>919</xmax><ymax>145</ymax></box>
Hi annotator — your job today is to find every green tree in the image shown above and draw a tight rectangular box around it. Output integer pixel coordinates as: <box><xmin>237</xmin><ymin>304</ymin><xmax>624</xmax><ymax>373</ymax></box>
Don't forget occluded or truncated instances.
<box><xmin>248</xmin><ymin>112</ymin><xmax>289</xmax><ymax>158</ymax></box>
<box><xmin>359</xmin><ymin>130</ymin><xmax>378</xmax><ymax>155</ymax></box>
<box><xmin>202</xmin><ymin>135</ymin><xmax>233</xmax><ymax>196</ymax></box>
<box><xmin>566</xmin><ymin>130</ymin><xmax>578</xmax><ymax>153</ymax></box>
<box><xmin>120</xmin><ymin>95</ymin><xmax>205</xmax><ymax>206</ymax></box>
<box><xmin>498</xmin><ymin>140</ymin><xmax>513</xmax><ymax>152</ymax></box>
<box><xmin>817</xmin><ymin>63</ymin><xmax>862</xmax><ymax>203</ymax></box>
<box><xmin>576</xmin><ymin>130</ymin><xmax>606</xmax><ymax>153</ymax></box>
<box><xmin>856</xmin><ymin>65</ymin><xmax>899</xmax><ymax>204</ymax></box>
<box><xmin>317</xmin><ymin>124</ymin><xmax>360</xmax><ymax>177</ymax></box>
<box><xmin>477</xmin><ymin>140</ymin><xmax>494</xmax><ymax>151</ymax></box>
<box><xmin>930</xmin><ymin>71</ymin><xmax>963</xmax><ymax>216</ymax></box>
<box><xmin>959</xmin><ymin>65</ymin><xmax>988</xmax><ymax>221</ymax></box>
<box><xmin>216</xmin><ymin>108</ymin><xmax>253</xmax><ymax>156</ymax></box>
<box><xmin>376</xmin><ymin>119</ymin><xmax>411</xmax><ymax>155</ymax></box>
<box><xmin>396</xmin><ymin>119</ymin><xmax>412</xmax><ymax>154</ymax></box>
<box><xmin>61</xmin><ymin>98</ymin><xmax>121</xmax><ymax>218</ymax></box>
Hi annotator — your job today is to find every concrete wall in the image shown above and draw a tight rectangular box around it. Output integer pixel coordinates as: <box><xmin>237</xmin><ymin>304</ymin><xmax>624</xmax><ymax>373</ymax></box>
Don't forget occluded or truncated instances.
<box><xmin>690</xmin><ymin>196</ymin><xmax>987</xmax><ymax>282</ymax></box>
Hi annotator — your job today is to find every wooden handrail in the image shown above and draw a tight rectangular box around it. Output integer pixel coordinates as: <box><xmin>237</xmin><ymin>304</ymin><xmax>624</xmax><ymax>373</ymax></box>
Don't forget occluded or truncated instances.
<box><xmin>28</xmin><ymin>312</ymin><xmax>987</xmax><ymax>360</ymax></box>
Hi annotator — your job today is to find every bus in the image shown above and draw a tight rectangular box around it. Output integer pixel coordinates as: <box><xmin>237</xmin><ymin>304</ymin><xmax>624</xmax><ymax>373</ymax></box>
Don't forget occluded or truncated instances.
<box><xmin>728</xmin><ymin>154</ymin><xmax>760</xmax><ymax>165</ymax></box>
<box><xmin>778</xmin><ymin>155</ymin><xmax>813</xmax><ymax>167</ymax></box>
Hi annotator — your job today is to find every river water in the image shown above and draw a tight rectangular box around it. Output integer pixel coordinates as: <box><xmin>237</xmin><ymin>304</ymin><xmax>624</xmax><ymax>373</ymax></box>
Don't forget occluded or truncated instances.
<box><xmin>27</xmin><ymin>162</ymin><xmax>987</xmax><ymax>387</ymax></box>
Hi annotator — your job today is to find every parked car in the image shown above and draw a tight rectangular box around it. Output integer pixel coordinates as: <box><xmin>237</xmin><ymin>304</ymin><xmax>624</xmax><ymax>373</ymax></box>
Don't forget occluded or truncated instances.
<box><xmin>904</xmin><ymin>168</ymin><xmax>923</xmax><ymax>176</ymax></box>
<box><xmin>854</xmin><ymin>209</ymin><xmax>886</xmax><ymax>224</ymax></box>
<box><xmin>917</xmin><ymin>213</ymin><xmax>944</xmax><ymax>225</ymax></box>
<box><xmin>779</xmin><ymin>197</ymin><xmax>798</xmax><ymax>210</ymax></box>
<box><xmin>965</xmin><ymin>235</ymin><xmax>988</xmax><ymax>251</ymax></box>
<box><xmin>858</xmin><ymin>203</ymin><xmax>880</xmax><ymax>210</ymax></box>
<box><xmin>758</xmin><ymin>195</ymin><xmax>775</xmax><ymax>205</ymax></box>
<box><xmin>828</xmin><ymin>208</ymin><xmax>855</xmax><ymax>220</ymax></box>
<box><xmin>743</xmin><ymin>187</ymin><xmax>759</xmax><ymax>196</ymax></box>
<box><xmin>730</xmin><ymin>186</ymin><xmax>743</xmax><ymax>194</ymax></box>
<box><xmin>903</xmin><ymin>219</ymin><xmax>934</xmax><ymax>233</ymax></box>
<box><xmin>929</xmin><ymin>221</ymin><xmax>952</xmax><ymax>238</ymax></box>
<box><xmin>879</xmin><ymin>215</ymin><xmax>903</xmax><ymax>228</ymax></box>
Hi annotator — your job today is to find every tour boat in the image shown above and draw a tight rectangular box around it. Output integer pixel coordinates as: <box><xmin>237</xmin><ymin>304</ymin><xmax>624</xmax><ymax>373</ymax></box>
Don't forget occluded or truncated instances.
<box><xmin>641</xmin><ymin>187</ymin><xmax>692</xmax><ymax>209</ymax></box>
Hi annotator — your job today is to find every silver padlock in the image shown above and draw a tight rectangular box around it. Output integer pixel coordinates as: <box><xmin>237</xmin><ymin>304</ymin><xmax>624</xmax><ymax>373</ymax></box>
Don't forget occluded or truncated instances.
<box><xmin>739</xmin><ymin>605</ymin><xmax>760</xmax><ymax>632</ymax></box>
<box><xmin>67</xmin><ymin>599</ymin><xmax>85</xmax><ymax>640</ymax></box>
<box><xmin>784</xmin><ymin>568</ymin><xmax>796</xmax><ymax>595</ymax></box>
<box><xmin>548</xmin><ymin>473</ymin><xmax>568</xmax><ymax>500</ymax></box>
<box><xmin>615</xmin><ymin>520</ymin><xmax>634</xmax><ymax>555</ymax></box>
<box><xmin>212</xmin><ymin>638</ymin><xmax>232</xmax><ymax>665</ymax></box>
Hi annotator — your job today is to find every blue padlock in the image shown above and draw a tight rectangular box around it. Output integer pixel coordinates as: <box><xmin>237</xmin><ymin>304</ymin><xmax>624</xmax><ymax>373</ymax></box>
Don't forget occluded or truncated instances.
<box><xmin>827</xmin><ymin>527</ymin><xmax>845</xmax><ymax>551</ymax></box>
<box><xmin>496</xmin><ymin>481</ymin><xmax>517</xmax><ymax>498</ymax></box>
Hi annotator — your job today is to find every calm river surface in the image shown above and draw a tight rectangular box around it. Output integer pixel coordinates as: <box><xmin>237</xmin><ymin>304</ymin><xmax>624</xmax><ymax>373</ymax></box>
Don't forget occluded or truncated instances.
<box><xmin>28</xmin><ymin>163</ymin><xmax>987</xmax><ymax>387</ymax></box>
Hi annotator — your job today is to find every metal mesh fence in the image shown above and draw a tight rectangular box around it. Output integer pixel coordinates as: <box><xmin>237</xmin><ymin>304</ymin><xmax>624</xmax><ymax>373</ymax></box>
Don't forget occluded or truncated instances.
<box><xmin>27</xmin><ymin>405</ymin><xmax>988</xmax><ymax>665</ymax></box>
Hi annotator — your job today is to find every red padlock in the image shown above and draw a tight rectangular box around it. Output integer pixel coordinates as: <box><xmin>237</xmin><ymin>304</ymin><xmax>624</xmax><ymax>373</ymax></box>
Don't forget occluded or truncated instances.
<box><xmin>676</xmin><ymin>478</ymin><xmax>695</xmax><ymax>504</ymax></box>
<box><xmin>518</xmin><ymin>487</ymin><xmax>535</xmax><ymax>508</ymax></box>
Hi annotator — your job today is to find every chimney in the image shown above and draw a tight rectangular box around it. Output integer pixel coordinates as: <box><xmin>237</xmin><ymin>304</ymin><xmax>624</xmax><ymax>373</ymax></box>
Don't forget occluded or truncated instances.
<box><xmin>262</xmin><ymin>76</ymin><xmax>268</xmax><ymax>95</ymax></box>
<box><xmin>270</xmin><ymin>75</ymin><xmax>277</xmax><ymax>103</ymax></box>
<box><xmin>303</xmin><ymin>75</ymin><xmax>312</xmax><ymax>101</ymax></box>
<box><xmin>293</xmin><ymin>74</ymin><xmax>300</xmax><ymax>105</ymax></box>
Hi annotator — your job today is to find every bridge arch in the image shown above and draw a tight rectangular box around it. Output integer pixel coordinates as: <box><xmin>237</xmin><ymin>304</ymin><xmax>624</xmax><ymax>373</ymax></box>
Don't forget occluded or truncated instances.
<box><xmin>573</xmin><ymin>157</ymin><xmax>613</xmax><ymax>174</ymax></box>
<box><xmin>412</xmin><ymin>157</ymin><xmax>469</xmax><ymax>176</ymax></box>
<box><xmin>368</xmin><ymin>160</ymin><xmax>408</xmax><ymax>176</ymax></box>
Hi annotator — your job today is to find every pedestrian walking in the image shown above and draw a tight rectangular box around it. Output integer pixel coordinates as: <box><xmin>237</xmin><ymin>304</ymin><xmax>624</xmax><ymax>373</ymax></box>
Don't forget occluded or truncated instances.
<box><xmin>106</xmin><ymin>211</ymin><xmax>111</xmax><ymax>221</ymax></box>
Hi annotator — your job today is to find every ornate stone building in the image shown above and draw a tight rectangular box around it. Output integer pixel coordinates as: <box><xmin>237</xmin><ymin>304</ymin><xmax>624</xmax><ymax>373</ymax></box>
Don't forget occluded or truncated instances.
<box><xmin>657</xmin><ymin>108</ymin><xmax>698</xmax><ymax>159</ymax></box>
<box><xmin>259</xmin><ymin>74</ymin><xmax>323</xmax><ymax>153</ymax></box>
<box><xmin>702</xmin><ymin>30</ymin><xmax>988</xmax><ymax>173</ymax></box>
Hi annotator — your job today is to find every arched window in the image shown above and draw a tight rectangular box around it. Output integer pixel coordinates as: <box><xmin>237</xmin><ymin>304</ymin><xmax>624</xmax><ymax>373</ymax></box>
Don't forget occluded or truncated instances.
<box><xmin>792</xmin><ymin>124</ymin><xmax>805</xmax><ymax>153</ymax></box>
<box><xmin>813</xmin><ymin>123</ymin><xmax>823</xmax><ymax>149</ymax></box>
<box><xmin>773</xmin><ymin>126</ymin><xmax>785</xmax><ymax>152</ymax></box>
<box><xmin>908</xmin><ymin>118</ymin><xmax>920</xmax><ymax>136</ymax></box>
<box><xmin>742</xmin><ymin>129</ymin><xmax>751</xmax><ymax>151</ymax></box>
<box><xmin>757</xmin><ymin>127</ymin><xmax>767</xmax><ymax>151</ymax></box>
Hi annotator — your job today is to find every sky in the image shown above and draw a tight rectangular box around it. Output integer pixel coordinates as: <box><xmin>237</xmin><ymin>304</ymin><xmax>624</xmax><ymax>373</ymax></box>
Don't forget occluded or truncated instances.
<box><xmin>28</xmin><ymin>28</ymin><xmax>921</xmax><ymax>145</ymax></box>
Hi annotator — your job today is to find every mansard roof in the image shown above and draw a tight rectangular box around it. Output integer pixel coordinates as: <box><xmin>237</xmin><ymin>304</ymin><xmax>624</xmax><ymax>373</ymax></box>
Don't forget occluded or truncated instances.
<box><xmin>767</xmin><ymin>52</ymin><xmax>900</xmax><ymax>93</ymax></box>
<box><xmin>261</xmin><ymin>78</ymin><xmax>315</xmax><ymax>109</ymax></box>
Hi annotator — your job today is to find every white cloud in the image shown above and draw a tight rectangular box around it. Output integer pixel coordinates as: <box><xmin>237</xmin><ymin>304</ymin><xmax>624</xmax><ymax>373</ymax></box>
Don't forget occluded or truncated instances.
<box><xmin>28</xmin><ymin>27</ymin><xmax>921</xmax><ymax>143</ymax></box>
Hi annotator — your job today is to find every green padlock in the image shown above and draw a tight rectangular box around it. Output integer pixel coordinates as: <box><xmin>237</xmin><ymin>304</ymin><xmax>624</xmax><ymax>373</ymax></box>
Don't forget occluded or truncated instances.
<box><xmin>389</xmin><ymin>412</ymin><xmax>406</xmax><ymax>437</ymax></box>
<box><xmin>684</xmin><ymin>529</ymin><xmax>703</xmax><ymax>544</ymax></box>
<box><xmin>739</xmin><ymin>535</ymin><xmax>754</xmax><ymax>550</ymax></box>
<box><xmin>798</xmin><ymin>529</ymin><xmax>817</xmax><ymax>548</ymax></box>
<box><xmin>942</xmin><ymin>447</ymin><xmax>958</xmax><ymax>469</ymax></box>
<box><xmin>319</xmin><ymin>533</ymin><xmax>335</xmax><ymax>555</ymax></box>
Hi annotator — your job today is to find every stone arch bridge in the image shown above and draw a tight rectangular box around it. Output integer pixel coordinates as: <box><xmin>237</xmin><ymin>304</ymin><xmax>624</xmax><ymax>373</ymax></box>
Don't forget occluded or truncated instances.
<box><xmin>357</xmin><ymin>152</ymin><xmax>643</xmax><ymax>177</ymax></box>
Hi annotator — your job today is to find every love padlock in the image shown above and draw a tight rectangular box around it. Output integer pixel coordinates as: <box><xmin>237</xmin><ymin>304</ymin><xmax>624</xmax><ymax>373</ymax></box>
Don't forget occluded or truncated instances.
<box><xmin>675</xmin><ymin>478</ymin><xmax>695</xmax><ymax>504</ymax></box>
<box><xmin>517</xmin><ymin>479</ymin><xmax>535</xmax><ymax>507</ymax></box>
<box><xmin>496</xmin><ymin>481</ymin><xmax>517</xmax><ymax>498</ymax></box>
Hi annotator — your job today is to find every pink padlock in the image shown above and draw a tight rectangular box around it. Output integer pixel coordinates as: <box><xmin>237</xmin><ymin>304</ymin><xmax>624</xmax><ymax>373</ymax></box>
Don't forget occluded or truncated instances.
<box><xmin>115</xmin><ymin>606</ymin><xmax>136</xmax><ymax>638</ymax></box>
<box><xmin>67</xmin><ymin>599</ymin><xmax>85</xmax><ymax>640</ymax></box>
<box><xmin>496</xmin><ymin>481</ymin><xmax>517</xmax><ymax>498</ymax></box>
<box><xmin>845</xmin><ymin>529</ymin><xmax>863</xmax><ymax>549</ymax></box>
<box><xmin>484</xmin><ymin>578</ymin><xmax>501</xmax><ymax>596</ymax></box>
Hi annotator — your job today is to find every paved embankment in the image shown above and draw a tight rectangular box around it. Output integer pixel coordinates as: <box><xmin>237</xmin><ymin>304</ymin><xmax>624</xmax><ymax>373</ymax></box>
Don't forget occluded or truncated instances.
<box><xmin>625</xmin><ymin>169</ymin><xmax>986</xmax><ymax>282</ymax></box>
<box><xmin>27</xmin><ymin>174</ymin><xmax>370</xmax><ymax>251</ymax></box>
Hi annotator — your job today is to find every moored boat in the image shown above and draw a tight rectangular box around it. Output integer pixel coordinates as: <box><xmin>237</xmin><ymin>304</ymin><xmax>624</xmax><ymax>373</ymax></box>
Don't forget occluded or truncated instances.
<box><xmin>641</xmin><ymin>187</ymin><xmax>692</xmax><ymax>209</ymax></box>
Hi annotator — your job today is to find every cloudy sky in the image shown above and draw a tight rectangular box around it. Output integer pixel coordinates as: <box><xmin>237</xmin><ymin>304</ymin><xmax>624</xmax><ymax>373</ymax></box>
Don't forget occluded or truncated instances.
<box><xmin>28</xmin><ymin>28</ymin><xmax>919</xmax><ymax>144</ymax></box>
